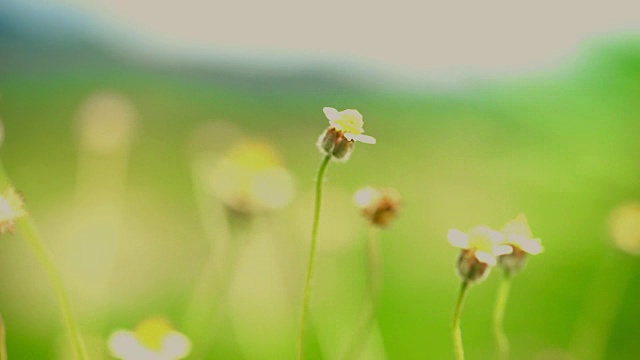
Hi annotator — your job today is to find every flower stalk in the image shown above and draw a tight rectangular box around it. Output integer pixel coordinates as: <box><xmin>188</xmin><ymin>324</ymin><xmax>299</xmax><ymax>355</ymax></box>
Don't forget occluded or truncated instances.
<box><xmin>493</xmin><ymin>272</ymin><xmax>511</xmax><ymax>360</ymax></box>
<box><xmin>453</xmin><ymin>281</ymin><xmax>469</xmax><ymax>360</ymax></box>
<box><xmin>297</xmin><ymin>154</ymin><xmax>331</xmax><ymax>359</ymax></box>
<box><xmin>0</xmin><ymin>165</ymin><xmax>88</xmax><ymax>360</ymax></box>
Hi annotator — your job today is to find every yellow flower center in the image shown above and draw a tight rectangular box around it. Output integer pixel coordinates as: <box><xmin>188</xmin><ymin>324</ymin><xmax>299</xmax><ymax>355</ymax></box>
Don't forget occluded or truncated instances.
<box><xmin>331</xmin><ymin>110</ymin><xmax>364</xmax><ymax>135</ymax></box>
<box><xmin>134</xmin><ymin>318</ymin><xmax>173</xmax><ymax>351</ymax></box>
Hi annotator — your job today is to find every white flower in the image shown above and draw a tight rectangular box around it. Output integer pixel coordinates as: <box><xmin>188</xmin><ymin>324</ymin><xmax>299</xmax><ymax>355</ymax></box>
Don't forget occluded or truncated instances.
<box><xmin>108</xmin><ymin>318</ymin><xmax>191</xmax><ymax>360</ymax></box>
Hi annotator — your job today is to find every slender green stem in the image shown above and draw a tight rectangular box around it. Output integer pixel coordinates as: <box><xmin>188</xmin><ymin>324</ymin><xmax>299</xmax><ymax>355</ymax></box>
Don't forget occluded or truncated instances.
<box><xmin>0</xmin><ymin>165</ymin><xmax>87</xmax><ymax>360</ymax></box>
<box><xmin>494</xmin><ymin>273</ymin><xmax>511</xmax><ymax>360</ymax></box>
<box><xmin>0</xmin><ymin>314</ymin><xmax>7</xmax><ymax>360</ymax></box>
<box><xmin>16</xmin><ymin>218</ymin><xmax>88</xmax><ymax>360</ymax></box>
<box><xmin>453</xmin><ymin>281</ymin><xmax>469</xmax><ymax>360</ymax></box>
<box><xmin>340</xmin><ymin>226</ymin><xmax>383</xmax><ymax>360</ymax></box>
<box><xmin>297</xmin><ymin>154</ymin><xmax>331</xmax><ymax>360</ymax></box>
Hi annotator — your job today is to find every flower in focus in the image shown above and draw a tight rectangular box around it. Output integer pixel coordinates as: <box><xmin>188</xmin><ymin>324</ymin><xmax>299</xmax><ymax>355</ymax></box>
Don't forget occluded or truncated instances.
<box><xmin>108</xmin><ymin>317</ymin><xmax>191</xmax><ymax>360</ymax></box>
<box><xmin>208</xmin><ymin>140</ymin><xmax>295</xmax><ymax>215</ymax></box>
<box><xmin>497</xmin><ymin>213</ymin><xmax>543</xmax><ymax>275</ymax></box>
<box><xmin>609</xmin><ymin>202</ymin><xmax>640</xmax><ymax>255</ymax></box>
<box><xmin>353</xmin><ymin>186</ymin><xmax>401</xmax><ymax>228</ymax></box>
<box><xmin>0</xmin><ymin>188</ymin><xmax>26</xmax><ymax>234</ymax></box>
<box><xmin>317</xmin><ymin>107</ymin><xmax>376</xmax><ymax>161</ymax></box>
<box><xmin>448</xmin><ymin>226</ymin><xmax>512</xmax><ymax>283</ymax></box>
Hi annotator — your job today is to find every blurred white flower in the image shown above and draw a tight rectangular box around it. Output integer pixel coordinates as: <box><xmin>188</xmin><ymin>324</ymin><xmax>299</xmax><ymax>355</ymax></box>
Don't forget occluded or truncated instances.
<box><xmin>108</xmin><ymin>318</ymin><xmax>191</xmax><ymax>360</ymax></box>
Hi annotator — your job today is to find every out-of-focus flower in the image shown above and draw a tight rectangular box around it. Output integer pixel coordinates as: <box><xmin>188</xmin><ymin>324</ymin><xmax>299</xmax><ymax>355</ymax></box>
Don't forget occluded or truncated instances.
<box><xmin>75</xmin><ymin>91</ymin><xmax>137</xmax><ymax>154</ymax></box>
<box><xmin>609</xmin><ymin>202</ymin><xmax>640</xmax><ymax>255</ymax></box>
<box><xmin>448</xmin><ymin>226</ymin><xmax>512</xmax><ymax>283</ymax></box>
<box><xmin>353</xmin><ymin>186</ymin><xmax>401</xmax><ymax>228</ymax></box>
<box><xmin>317</xmin><ymin>107</ymin><xmax>376</xmax><ymax>161</ymax></box>
<box><xmin>497</xmin><ymin>213</ymin><xmax>543</xmax><ymax>274</ymax></box>
<box><xmin>208</xmin><ymin>140</ymin><xmax>295</xmax><ymax>215</ymax></box>
<box><xmin>108</xmin><ymin>317</ymin><xmax>191</xmax><ymax>360</ymax></box>
<box><xmin>0</xmin><ymin>188</ymin><xmax>26</xmax><ymax>234</ymax></box>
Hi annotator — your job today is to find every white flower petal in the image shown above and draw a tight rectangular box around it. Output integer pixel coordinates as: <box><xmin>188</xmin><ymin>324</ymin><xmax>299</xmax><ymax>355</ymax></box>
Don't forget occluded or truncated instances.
<box><xmin>323</xmin><ymin>107</ymin><xmax>340</xmax><ymax>121</ymax></box>
<box><xmin>521</xmin><ymin>238</ymin><xmax>544</xmax><ymax>255</ymax></box>
<box><xmin>108</xmin><ymin>331</ymin><xmax>148</xmax><ymax>360</ymax></box>
<box><xmin>475</xmin><ymin>251</ymin><xmax>497</xmax><ymax>266</ymax></box>
<box><xmin>494</xmin><ymin>244</ymin><xmax>514</xmax><ymax>256</ymax></box>
<box><xmin>448</xmin><ymin>229</ymin><xmax>469</xmax><ymax>248</ymax></box>
<box><xmin>162</xmin><ymin>332</ymin><xmax>192</xmax><ymax>359</ymax></box>
<box><xmin>351</xmin><ymin>134</ymin><xmax>376</xmax><ymax>144</ymax></box>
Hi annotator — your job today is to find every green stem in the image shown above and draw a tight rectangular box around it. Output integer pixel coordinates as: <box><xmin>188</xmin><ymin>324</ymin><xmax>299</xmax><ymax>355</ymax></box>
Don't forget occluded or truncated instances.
<box><xmin>494</xmin><ymin>273</ymin><xmax>511</xmax><ymax>360</ymax></box>
<box><xmin>340</xmin><ymin>226</ymin><xmax>383</xmax><ymax>360</ymax></box>
<box><xmin>0</xmin><ymin>166</ymin><xmax>87</xmax><ymax>360</ymax></box>
<box><xmin>16</xmin><ymin>218</ymin><xmax>88</xmax><ymax>360</ymax></box>
<box><xmin>297</xmin><ymin>154</ymin><xmax>331</xmax><ymax>360</ymax></box>
<box><xmin>453</xmin><ymin>281</ymin><xmax>469</xmax><ymax>360</ymax></box>
<box><xmin>0</xmin><ymin>314</ymin><xmax>7</xmax><ymax>360</ymax></box>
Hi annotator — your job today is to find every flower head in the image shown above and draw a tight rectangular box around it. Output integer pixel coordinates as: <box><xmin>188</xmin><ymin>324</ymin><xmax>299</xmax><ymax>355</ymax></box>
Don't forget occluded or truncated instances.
<box><xmin>0</xmin><ymin>188</ymin><xmax>26</xmax><ymax>234</ymax></box>
<box><xmin>354</xmin><ymin>186</ymin><xmax>401</xmax><ymax>228</ymax></box>
<box><xmin>448</xmin><ymin>225</ymin><xmax>512</xmax><ymax>283</ymax></box>
<box><xmin>208</xmin><ymin>140</ymin><xmax>295</xmax><ymax>215</ymax></box>
<box><xmin>317</xmin><ymin>107</ymin><xmax>375</xmax><ymax>161</ymax></box>
<box><xmin>108</xmin><ymin>317</ymin><xmax>191</xmax><ymax>360</ymax></box>
<box><xmin>609</xmin><ymin>202</ymin><xmax>640</xmax><ymax>256</ymax></box>
<box><xmin>497</xmin><ymin>214</ymin><xmax>543</xmax><ymax>275</ymax></box>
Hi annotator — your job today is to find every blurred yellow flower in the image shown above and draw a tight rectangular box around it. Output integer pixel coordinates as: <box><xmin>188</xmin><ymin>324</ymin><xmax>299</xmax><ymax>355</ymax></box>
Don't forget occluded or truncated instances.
<box><xmin>323</xmin><ymin>107</ymin><xmax>376</xmax><ymax>144</ymax></box>
<box><xmin>0</xmin><ymin>188</ymin><xmax>26</xmax><ymax>234</ymax></box>
<box><xmin>209</xmin><ymin>140</ymin><xmax>295</xmax><ymax>215</ymax></box>
<box><xmin>353</xmin><ymin>186</ymin><xmax>401</xmax><ymax>227</ymax></box>
<box><xmin>108</xmin><ymin>317</ymin><xmax>191</xmax><ymax>360</ymax></box>
<box><xmin>609</xmin><ymin>202</ymin><xmax>640</xmax><ymax>255</ymax></box>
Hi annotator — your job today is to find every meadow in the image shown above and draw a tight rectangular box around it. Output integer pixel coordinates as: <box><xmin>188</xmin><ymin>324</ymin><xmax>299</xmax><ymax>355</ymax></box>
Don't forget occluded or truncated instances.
<box><xmin>0</xmin><ymin>34</ymin><xmax>639</xmax><ymax>359</ymax></box>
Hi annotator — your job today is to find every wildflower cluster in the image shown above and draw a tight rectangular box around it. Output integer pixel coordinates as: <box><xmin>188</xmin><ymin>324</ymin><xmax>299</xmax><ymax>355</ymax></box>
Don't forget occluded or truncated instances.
<box><xmin>449</xmin><ymin>214</ymin><xmax>543</xmax><ymax>283</ymax></box>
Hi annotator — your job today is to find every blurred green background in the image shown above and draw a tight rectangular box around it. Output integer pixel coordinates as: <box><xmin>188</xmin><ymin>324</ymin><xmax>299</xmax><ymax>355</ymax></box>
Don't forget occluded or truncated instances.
<box><xmin>1</xmin><ymin>1</ymin><xmax>640</xmax><ymax>359</ymax></box>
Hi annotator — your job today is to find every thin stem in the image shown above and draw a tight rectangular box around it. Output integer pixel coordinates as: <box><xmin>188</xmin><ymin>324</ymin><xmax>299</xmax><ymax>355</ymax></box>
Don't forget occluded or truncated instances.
<box><xmin>453</xmin><ymin>281</ymin><xmax>469</xmax><ymax>360</ymax></box>
<box><xmin>494</xmin><ymin>273</ymin><xmax>511</xmax><ymax>360</ymax></box>
<box><xmin>17</xmin><ymin>218</ymin><xmax>88</xmax><ymax>360</ymax></box>
<box><xmin>340</xmin><ymin>226</ymin><xmax>383</xmax><ymax>360</ymax></box>
<box><xmin>0</xmin><ymin>314</ymin><xmax>7</xmax><ymax>360</ymax></box>
<box><xmin>0</xmin><ymin>165</ymin><xmax>87</xmax><ymax>360</ymax></box>
<box><xmin>297</xmin><ymin>154</ymin><xmax>331</xmax><ymax>360</ymax></box>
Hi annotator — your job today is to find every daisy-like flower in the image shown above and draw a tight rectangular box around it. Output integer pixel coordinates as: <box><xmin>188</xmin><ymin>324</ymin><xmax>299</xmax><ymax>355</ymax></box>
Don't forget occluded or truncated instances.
<box><xmin>317</xmin><ymin>107</ymin><xmax>376</xmax><ymax>161</ymax></box>
<box><xmin>354</xmin><ymin>186</ymin><xmax>402</xmax><ymax>228</ymax></box>
<box><xmin>108</xmin><ymin>317</ymin><xmax>191</xmax><ymax>360</ymax></box>
<box><xmin>207</xmin><ymin>140</ymin><xmax>295</xmax><ymax>215</ymax></box>
<box><xmin>448</xmin><ymin>226</ymin><xmax>512</xmax><ymax>283</ymax></box>
<box><xmin>497</xmin><ymin>214</ymin><xmax>543</xmax><ymax>275</ymax></box>
<box><xmin>0</xmin><ymin>187</ymin><xmax>26</xmax><ymax>235</ymax></box>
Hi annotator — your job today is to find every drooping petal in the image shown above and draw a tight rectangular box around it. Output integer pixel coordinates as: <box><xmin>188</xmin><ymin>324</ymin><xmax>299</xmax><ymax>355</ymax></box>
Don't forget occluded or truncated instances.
<box><xmin>345</xmin><ymin>133</ymin><xmax>376</xmax><ymax>144</ymax></box>
<box><xmin>448</xmin><ymin>228</ymin><xmax>470</xmax><ymax>248</ymax></box>
<box><xmin>494</xmin><ymin>244</ymin><xmax>514</xmax><ymax>256</ymax></box>
<box><xmin>520</xmin><ymin>238</ymin><xmax>544</xmax><ymax>255</ymax></box>
<box><xmin>475</xmin><ymin>251</ymin><xmax>497</xmax><ymax>266</ymax></box>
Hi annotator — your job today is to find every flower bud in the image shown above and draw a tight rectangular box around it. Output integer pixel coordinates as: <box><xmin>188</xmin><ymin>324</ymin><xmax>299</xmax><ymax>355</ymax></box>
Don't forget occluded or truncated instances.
<box><xmin>354</xmin><ymin>187</ymin><xmax>402</xmax><ymax>228</ymax></box>
<box><xmin>457</xmin><ymin>249</ymin><xmax>491</xmax><ymax>284</ymax></box>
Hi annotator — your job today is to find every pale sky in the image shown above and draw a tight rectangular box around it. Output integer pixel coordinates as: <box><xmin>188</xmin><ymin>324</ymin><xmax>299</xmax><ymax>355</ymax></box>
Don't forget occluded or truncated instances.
<box><xmin>18</xmin><ymin>0</ymin><xmax>640</xmax><ymax>78</ymax></box>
